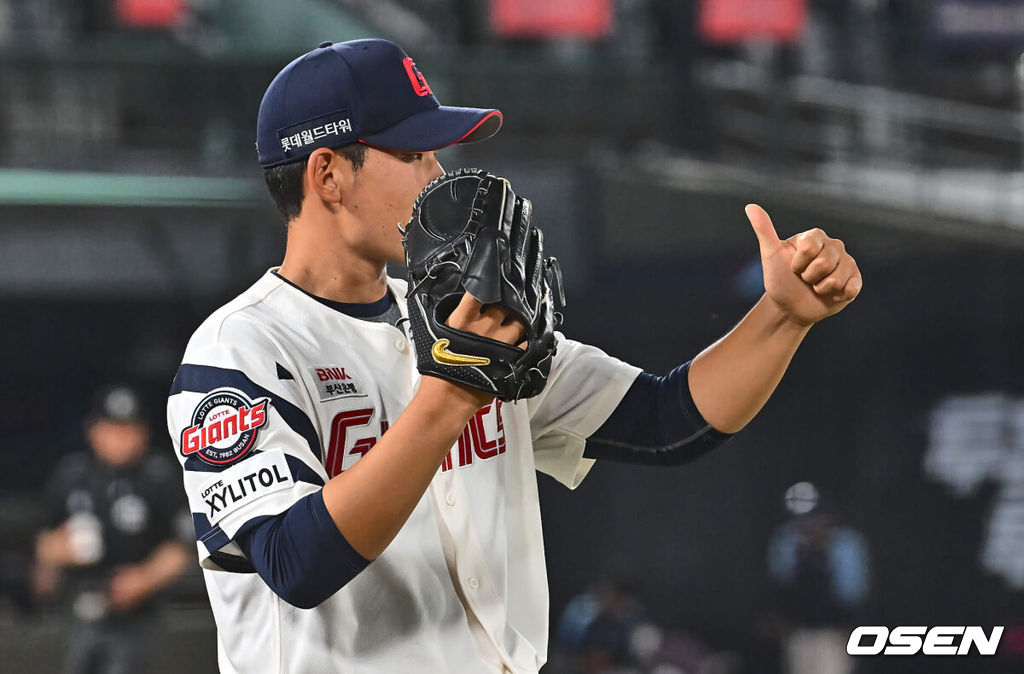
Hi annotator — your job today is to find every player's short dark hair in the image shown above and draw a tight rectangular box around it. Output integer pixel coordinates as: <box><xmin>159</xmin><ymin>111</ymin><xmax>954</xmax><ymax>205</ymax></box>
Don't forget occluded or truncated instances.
<box><xmin>263</xmin><ymin>143</ymin><xmax>368</xmax><ymax>222</ymax></box>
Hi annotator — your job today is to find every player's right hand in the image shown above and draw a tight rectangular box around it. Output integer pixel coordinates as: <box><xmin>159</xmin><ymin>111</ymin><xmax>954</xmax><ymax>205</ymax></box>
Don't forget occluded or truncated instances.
<box><xmin>424</xmin><ymin>293</ymin><xmax>528</xmax><ymax>407</ymax></box>
<box><xmin>446</xmin><ymin>293</ymin><xmax>527</xmax><ymax>347</ymax></box>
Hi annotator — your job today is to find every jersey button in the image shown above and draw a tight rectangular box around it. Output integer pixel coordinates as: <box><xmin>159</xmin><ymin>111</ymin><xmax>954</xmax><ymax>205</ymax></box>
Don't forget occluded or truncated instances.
<box><xmin>467</xmin><ymin>577</ymin><xmax>480</xmax><ymax>590</ymax></box>
<box><xmin>445</xmin><ymin>492</ymin><xmax>456</xmax><ymax>506</ymax></box>
<box><xmin>394</xmin><ymin>337</ymin><xmax>408</xmax><ymax>353</ymax></box>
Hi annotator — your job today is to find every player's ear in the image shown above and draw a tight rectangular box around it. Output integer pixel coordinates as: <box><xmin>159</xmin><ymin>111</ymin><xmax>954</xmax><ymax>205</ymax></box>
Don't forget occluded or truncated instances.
<box><xmin>305</xmin><ymin>148</ymin><xmax>347</xmax><ymax>207</ymax></box>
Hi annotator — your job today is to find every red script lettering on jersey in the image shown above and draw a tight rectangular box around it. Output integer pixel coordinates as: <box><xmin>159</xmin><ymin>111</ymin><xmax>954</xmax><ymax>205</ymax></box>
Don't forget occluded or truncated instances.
<box><xmin>324</xmin><ymin>403</ymin><xmax>506</xmax><ymax>476</ymax></box>
<box><xmin>442</xmin><ymin>401</ymin><xmax>506</xmax><ymax>472</ymax></box>
<box><xmin>325</xmin><ymin>409</ymin><xmax>389</xmax><ymax>477</ymax></box>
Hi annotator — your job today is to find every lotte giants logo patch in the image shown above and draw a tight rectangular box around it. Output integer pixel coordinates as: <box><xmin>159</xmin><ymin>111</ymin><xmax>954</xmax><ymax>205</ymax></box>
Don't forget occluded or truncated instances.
<box><xmin>180</xmin><ymin>389</ymin><xmax>269</xmax><ymax>465</ymax></box>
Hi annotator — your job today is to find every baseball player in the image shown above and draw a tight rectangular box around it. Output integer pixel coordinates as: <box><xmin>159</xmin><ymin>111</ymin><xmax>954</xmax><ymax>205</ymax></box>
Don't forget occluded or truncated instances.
<box><xmin>167</xmin><ymin>39</ymin><xmax>862</xmax><ymax>673</ymax></box>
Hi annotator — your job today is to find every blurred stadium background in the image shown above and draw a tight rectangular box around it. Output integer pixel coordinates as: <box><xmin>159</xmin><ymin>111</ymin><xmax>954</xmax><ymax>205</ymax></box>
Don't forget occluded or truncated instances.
<box><xmin>1</xmin><ymin>0</ymin><xmax>1023</xmax><ymax>672</ymax></box>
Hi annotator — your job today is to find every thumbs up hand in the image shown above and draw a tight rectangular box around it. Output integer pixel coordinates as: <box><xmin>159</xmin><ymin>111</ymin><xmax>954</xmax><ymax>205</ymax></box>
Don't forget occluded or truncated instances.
<box><xmin>746</xmin><ymin>204</ymin><xmax>862</xmax><ymax>327</ymax></box>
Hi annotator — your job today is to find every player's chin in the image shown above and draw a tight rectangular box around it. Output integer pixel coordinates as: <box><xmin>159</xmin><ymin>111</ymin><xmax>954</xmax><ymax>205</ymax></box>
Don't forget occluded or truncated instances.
<box><xmin>386</xmin><ymin>245</ymin><xmax>408</xmax><ymax>268</ymax></box>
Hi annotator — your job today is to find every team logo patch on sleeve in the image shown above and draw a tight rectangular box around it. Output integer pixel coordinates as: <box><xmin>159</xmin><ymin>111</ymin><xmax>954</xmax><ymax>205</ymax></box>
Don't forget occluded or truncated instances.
<box><xmin>181</xmin><ymin>389</ymin><xmax>269</xmax><ymax>465</ymax></box>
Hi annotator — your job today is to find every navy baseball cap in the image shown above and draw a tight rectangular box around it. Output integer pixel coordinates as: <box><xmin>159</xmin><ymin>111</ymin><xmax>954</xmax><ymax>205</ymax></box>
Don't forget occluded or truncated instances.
<box><xmin>88</xmin><ymin>385</ymin><xmax>145</xmax><ymax>424</ymax></box>
<box><xmin>257</xmin><ymin>39</ymin><xmax>503</xmax><ymax>168</ymax></box>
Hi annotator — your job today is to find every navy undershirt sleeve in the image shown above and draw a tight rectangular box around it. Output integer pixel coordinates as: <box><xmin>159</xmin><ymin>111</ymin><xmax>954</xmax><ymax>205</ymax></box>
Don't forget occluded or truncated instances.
<box><xmin>584</xmin><ymin>361</ymin><xmax>733</xmax><ymax>466</ymax></box>
<box><xmin>235</xmin><ymin>490</ymin><xmax>371</xmax><ymax>609</ymax></box>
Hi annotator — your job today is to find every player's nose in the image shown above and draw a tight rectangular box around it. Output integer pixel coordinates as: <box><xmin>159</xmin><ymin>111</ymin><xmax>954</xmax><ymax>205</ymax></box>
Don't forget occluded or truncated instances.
<box><xmin>425</xmin><ymin>151</ymin><xmax>443</xmax><ymax>181</ymax></box>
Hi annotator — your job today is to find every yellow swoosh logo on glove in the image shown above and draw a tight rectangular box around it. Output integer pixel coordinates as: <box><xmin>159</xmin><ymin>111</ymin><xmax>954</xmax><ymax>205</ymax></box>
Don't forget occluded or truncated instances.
<box><xmin>431</xmin><ymin>339</ymin><xmax>491</xmax><ymax>367</ymax></box>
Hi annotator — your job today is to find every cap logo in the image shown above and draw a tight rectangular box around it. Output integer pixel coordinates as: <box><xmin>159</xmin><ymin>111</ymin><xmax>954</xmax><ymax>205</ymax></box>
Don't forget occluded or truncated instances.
<box><xmin>403</xmin><ymin>57</ymin><xmax>433</xmax><ymax>97</ymax></box>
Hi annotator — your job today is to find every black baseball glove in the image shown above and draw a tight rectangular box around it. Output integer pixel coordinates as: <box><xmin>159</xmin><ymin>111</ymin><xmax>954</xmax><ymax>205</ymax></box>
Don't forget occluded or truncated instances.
<box><xmin>402</xmin><ymin>168</ymin><xmax>565</xmax><ymax>402</ymax></box>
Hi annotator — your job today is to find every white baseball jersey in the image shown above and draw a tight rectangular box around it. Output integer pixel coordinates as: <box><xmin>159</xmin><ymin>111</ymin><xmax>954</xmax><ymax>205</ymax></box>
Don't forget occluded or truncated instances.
<box><xmin>167</xmin><ymin>269</ymin><xmax>641</xmax><ymax>674</ymax></box>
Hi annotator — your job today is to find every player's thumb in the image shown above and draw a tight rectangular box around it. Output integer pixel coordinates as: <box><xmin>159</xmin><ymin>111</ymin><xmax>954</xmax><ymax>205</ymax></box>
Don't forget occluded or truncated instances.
<box><xmin>745</xmin><ymin>204</ymin><xmax>781</xmax><ymax>258</ymax></box>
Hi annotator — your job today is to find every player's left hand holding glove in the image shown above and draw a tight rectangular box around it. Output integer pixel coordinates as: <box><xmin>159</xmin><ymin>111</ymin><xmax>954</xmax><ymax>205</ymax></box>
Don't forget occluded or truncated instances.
<box><xmin>746</xmin><ymin>204</ymin><xmax>863</xmax><ymax>326</ymax></box>
<box><xmin>402</xmin><ymin>169</ymin><xmax>565</xmax><ymax>402</ymax></box>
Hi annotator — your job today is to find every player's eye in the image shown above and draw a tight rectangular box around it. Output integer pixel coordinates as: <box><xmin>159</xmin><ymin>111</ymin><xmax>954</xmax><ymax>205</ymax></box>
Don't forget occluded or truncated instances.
<box><xmin>401</xmin><ymin>153</ymin><xmax>423</xmax><ymax>163</ymax></box>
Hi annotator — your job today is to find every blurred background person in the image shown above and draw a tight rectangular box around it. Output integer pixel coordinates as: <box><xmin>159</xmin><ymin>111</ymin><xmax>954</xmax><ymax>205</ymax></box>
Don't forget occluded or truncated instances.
<box><xmin>556</xmin><ymin>579</ymin><xmax>647</xmax><ymax>673</ymax></box>
<box><xmin>554</xmin><ymin>579</ymin><xmax>740</xmax><ymax>674</ymax></box>
<box><xmin>33</xmin><ymin>385</ymin><xmax>192</xmax><ymax>674</ymax></box>
<box><xmin>766</xmin><ymin>482</ymin><xmax>870</xmax><ymax>674</ymax></box>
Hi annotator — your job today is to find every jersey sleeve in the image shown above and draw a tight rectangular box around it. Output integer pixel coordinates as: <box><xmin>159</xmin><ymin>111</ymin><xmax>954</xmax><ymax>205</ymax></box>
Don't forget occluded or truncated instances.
<box><xmin>167</xmin><ymin>341</ymin><xmax>328</xmax><ymax>573</ymax></box>
<box><xmin>525</xmin><ymin>332</ymin><xmax>642</xmax><ymax>488</ymax></box>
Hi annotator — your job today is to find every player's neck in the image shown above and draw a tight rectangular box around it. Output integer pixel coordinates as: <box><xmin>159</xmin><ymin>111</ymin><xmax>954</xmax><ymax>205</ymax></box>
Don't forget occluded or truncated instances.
<box><xmin>278</xmin><ymin>217</ymin><xmax>388</xmax><ymax>304</ymax></box>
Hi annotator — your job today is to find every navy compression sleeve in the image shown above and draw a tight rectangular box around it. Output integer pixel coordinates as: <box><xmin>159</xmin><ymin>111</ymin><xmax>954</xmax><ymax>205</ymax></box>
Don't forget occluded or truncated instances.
<box><xmin>235</xmin><ymin>490</ymin><xmax>370</xmax><ymax>609</ymax></box>
<box><xmin>584</xmin><ymin>361</ymin><xmax>733</xmax><ymax>466</ymax></box>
